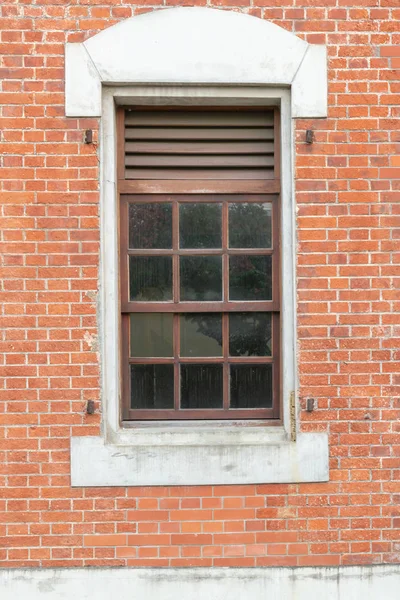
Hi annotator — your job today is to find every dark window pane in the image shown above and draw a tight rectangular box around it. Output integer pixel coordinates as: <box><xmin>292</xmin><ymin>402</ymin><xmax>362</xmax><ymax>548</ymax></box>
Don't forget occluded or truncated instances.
<box><xmin>180</xmin><ymin>256</ymin><xmax>222</xmax><ymax>301</ymax></box>
<box><xmin>130</xmin><ymin>313</ymin><xmax>173</xmax><ymax>357</ymax></box>
<box><xmin>180</xmin><ymin>203</ymin><xmax>222</xmax><ymax>249</ymax></box>
<box><xmin>129</xmin><ymin>203</ymin><xmax>172</xmax><ymax>249</ymax></box>
<box><xmin>229</xmin><ymin>255</ymin><xmax>272</xmax><ymax>301</ymax></box>
<box><xmin>131</xmin><ymin>364</ymin><xmax>174</xmax><ymax>409</ymax></box>
<box><xmin>229</xmin><ymin>203</ymin><xmax>272</xmax><ymax>248</ymax></box>
<box><xmin>229</xmin><ymin>313</ymin><xmax>272</xmax><ymax>357</ymax></box>
<box><xmin>129</xmin><ymin>256</ymin><xmax>172</xmax><ymax>301</ymax></box>
<box><xmin>180</xmin><ymin>314</ymin><xmax>222</xmax><ymax>357</ymax></box>
<box><xmin>230</xmin><ymin>364</ymin><xmax>273</xmax><ymax>409</ymax></box>
<box><xmin>180</xmin><ymin>364</ymin><xmax>223</xmax><ymax>409</ymax></box>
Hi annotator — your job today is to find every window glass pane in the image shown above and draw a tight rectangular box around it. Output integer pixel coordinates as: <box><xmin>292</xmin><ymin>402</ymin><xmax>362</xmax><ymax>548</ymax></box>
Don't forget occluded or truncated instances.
<box><xmin>180</xmin><ymin>364</ymin><xmax>223</xmax><ymax>409</ymax></box>
<box><xmin>129</xmin><ymin>256</ymin><xmax>172</xmax><ymax>301</ymax></box>
<box><xmin>179</xmin><ymin>203</ymin><xmax>222</xmax><ymax>249</ymax></box>
<box><xmin>229</xmin><ymin>255</ymin><xmax>272</xmax><ymax>301</ymax></box>
<box><xmin>131</xmin><ymin>364</ymin><xmax>174</xmax><ymax>409</ymax></box>
<box><xmin>129</xmin><ymin>203</ymin><xmax>172</xmax><ymax>249</ymax></box>
<box><xmin>180</xmin><ymin>314</ymin><xmax>222</xmax><ymax>357</ymax></box>
<box><xmin>230</xmin><ymin>364</ymin><xmax>273</xmax><ymax>409</ymax></box>
<box><xmin>130</xmin><ymin>313</ymin><xmax>173</xmax><ymax>357</ymax></box>
<box><xmin>229</xmin><ymin>313</ymin><xmax>272</xmax><ymax>357</ymax></box>
<box><xmin>229</xmin><ymin>203</ymin><xmax>272</xmax><ymax>248</ymax></box>
<box><xmin>180</xmin><ymin>256</ymin><xmax>222</xmax><ymax>301</ymax></box>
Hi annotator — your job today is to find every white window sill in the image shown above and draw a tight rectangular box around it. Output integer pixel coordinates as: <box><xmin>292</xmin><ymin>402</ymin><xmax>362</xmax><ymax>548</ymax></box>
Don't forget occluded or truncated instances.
<box><xmin>70</xmin><ymin>428</ymin><xmax>328</xmax><ymax>486</ymax></box>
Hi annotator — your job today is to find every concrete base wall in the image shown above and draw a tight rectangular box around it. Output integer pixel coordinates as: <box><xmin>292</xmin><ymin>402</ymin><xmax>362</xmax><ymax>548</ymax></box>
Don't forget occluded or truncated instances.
<box><xmin>1</xmin><ymin>565</ymin><xmax>399</xmax><ymax>599</ymax></box>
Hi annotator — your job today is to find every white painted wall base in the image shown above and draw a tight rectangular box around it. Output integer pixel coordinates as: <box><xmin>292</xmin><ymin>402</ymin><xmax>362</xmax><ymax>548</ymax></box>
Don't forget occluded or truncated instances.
<box><xmin>1</xmin><ymin>566</ymin><xmax>399</xmax><ymax>600</ymax></box>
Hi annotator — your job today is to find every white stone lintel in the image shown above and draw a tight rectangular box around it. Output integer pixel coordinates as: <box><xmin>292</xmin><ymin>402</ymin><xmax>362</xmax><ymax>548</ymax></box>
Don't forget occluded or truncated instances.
<box><xmin>65</xmin><ymin>43</ymin><xmax>101</xmax><ymax>117</ymax></box>
<box><xmin>292</xmin><ymin>44</ymin><xmax>328</xmax><ymax>118</ymax></box>
<box><xmin>64</xmin><ymin>8</ymin><xmax>327</xmax><ymax>119</ymax></box>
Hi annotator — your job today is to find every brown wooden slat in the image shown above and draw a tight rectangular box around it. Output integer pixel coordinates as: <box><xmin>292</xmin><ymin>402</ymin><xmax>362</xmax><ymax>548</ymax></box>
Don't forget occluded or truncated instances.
<box><xmin>127</xmin><ymin>357</ymin><xmax>274</xmax><ymax>364</ymax></box>
<box><xmin>121</xmin><ymin>300</ymin><xmax>278</xmax><ymax>313</ymax></box>
<box><xmin>118</xmin><ymin>179</ymin><xmax>280</xmax><ymax>194</ymax></box>
<box><xmin>124</xmin><ymin>108</ymin><xmax>276</xmax><ymax>182</ymax></box>
<box><xmin>123</xmin><ymin>408</ymin><xmax>276</xmax><ymax>421</ymax></box>
<box><xmin>125</xmin><ymin>127</ymin><xmax>274</xmax><ymax>141</ymax></box>
<box><xmin>125</xmin><ymin>168</ymin><xmax>274</xmax><ymax>180</ymax></box>
<box><xmin>125</xmin><ymin>110</ymin><xmax>274</xmax><ymax>127</ymax></box>
<box><xmin>125</xmin><ymin>155</ymin><xmax>275</xmax><ymax>168</ymax></box>
<box><xmin>125</xmin><ymin>141</ymin><xmax>274</xmax><ymax>154</ymax></box>
<box><xmin>120</xmin><ymin>193</ymin><xmax>278</xmax><ymax>203</ymax></box>
<box><xmin>126</xmin><ymin>248</ymin><xmax>274</xmax><ymax>256</ymax></box>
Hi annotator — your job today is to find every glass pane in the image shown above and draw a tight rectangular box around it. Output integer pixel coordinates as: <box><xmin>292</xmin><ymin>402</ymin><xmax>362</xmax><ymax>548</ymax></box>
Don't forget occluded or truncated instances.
<box><xmin>129</xmin><ymin>256</ymin><xmax>172</xmax><ymax>301</ymax></box>
<box><xmin>229</xmin><ymin>203</ymin><xmax>272</xmax><ymax>248</ymax></box>
<box><xmin>229</xmin><ymin>255</ymin><xmax>272</xmax><ymax>301</ymax></box>
<box><xmin>180</xmin><ymin>364</ymin><xmax>223</xmax><ymax>409</ymax></box>
<box><xmin>180</xmin><ymin>314</ymin><xmax>222</xmax><ymax>357</ymax></box>
<box><xmin>180</xmin><ymin>256</ymin><xmax>222</xmax><ymax>301</ymax></box>
<box><xmin>131</xmin><ymin>364</ymin><xmax>174</xmax><ymax>409</ymax></box>
<box><xmin>129</xmin><ymin>203</ymin><xmax>172</xmax><ymax>249</ymax></box>
<box><xmin>230</xmin><ymin>364</ymin><xmax>273</xmax><ymax>409</ymax></box>
<box><xmin>179</xmin><ymin>203</ymin><xmax>222</xmax><ymax>249</ymax></box>
<box><xmin>130</xmin><ymin>313</ymin><xmax>173</xmax><ymax>357</ymax></box>
<box><xmin>229</xmin><ymin>313</ymin><xmax>272</xmax><ymax>357</ymax></box>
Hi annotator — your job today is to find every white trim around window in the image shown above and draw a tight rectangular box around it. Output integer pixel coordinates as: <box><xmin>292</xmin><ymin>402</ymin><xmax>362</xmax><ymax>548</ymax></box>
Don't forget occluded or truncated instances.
<box><xmin>65</xmin><ymin>9</ymin><xmax>329</xmax><ymax>486</ymax></box>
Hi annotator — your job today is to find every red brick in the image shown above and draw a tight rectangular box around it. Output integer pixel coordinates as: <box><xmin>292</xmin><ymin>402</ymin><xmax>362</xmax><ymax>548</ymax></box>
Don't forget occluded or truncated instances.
<box><xmin>0</xmin><ymin>0</ymin><xmax>397</xmax><ymax>572</ymax></box>
<box><xmin>84</xmin><ymin>535</ymin><xmax>127</xmax><ymax>547</ymax></box>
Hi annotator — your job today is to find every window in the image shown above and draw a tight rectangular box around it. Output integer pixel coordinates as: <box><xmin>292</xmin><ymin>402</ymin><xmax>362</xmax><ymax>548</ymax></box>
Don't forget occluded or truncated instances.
<box><xmin>118</xmin><ymin>107</ymin><xmax>281</xmax><ymax>421</ymax></box>
<box><xmin>67</xmin><ymin>8</ymin><xmax>329</xmax><ymax>485</ymax></box>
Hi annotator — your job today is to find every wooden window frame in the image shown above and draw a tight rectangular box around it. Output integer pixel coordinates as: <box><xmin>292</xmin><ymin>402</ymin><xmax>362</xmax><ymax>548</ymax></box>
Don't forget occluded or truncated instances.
<box><xmin>117</xmin><ymin>106</ymin><xmax>281</xmax><ymax>422</ymax></box>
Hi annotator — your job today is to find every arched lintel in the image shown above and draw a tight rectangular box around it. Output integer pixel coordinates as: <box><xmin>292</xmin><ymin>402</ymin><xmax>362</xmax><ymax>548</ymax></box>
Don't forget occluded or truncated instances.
<box><xmin>65</xmin><ymin>8</ymin><xmax>327</xmax><ymax>119</ymax></box>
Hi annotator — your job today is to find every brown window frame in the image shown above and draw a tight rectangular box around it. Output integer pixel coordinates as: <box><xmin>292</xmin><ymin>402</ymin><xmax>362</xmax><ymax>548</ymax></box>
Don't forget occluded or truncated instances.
<box><xmin>117</xmin><ymin>106</ymin><xmax>281</xmax><ymax>422</ymax></box>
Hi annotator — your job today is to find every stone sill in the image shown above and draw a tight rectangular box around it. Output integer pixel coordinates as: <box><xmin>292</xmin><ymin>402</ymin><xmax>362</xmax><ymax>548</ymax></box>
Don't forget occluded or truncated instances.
<box><xmin>70</xmin><ymin>432</ymin><xmax>328</xmax><ymax>486</ymax></box>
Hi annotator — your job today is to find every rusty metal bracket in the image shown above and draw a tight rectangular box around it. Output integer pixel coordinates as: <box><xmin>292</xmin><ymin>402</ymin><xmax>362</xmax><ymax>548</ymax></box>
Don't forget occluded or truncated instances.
<box><xmin>84</xmin><ymin>129</ymin><xmax>93</xmax><ymax>144</ymax></box>
<box><xmin>305</xmin><ymin>129</ymin><xmax>314</xmax><ymax>144</ymax></box>
<box><xmin>306</xmin><ymin>397</ymin><xmax>315</xmax><ymax>412</ymax></box>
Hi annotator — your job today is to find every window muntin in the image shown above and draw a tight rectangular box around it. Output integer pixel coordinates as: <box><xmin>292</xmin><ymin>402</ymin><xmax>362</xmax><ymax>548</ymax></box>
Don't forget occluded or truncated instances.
<box><xmin>120</xmin><ymin>194</ymin><xmax>280</xmax><ymax>420</ymax></box>
<box><xmin>119</xmin><ymin>107</ymin><xmax>280</xmax><ymax>421</ymax></box>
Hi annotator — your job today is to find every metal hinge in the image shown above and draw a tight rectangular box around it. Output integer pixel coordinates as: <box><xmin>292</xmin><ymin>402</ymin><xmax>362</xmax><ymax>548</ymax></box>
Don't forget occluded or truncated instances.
<box><xmin>290</xmin><ymin>391</ymin><xmax>296</xmax><ymax>442</ymax></box>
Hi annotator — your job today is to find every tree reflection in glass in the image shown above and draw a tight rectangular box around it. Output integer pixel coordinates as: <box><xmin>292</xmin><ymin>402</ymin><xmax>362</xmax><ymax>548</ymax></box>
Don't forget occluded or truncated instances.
<box><xmin>180</xmin><ymin>203</ymin><xmax>222</xmax><ymax>249</ymax></box>
<box><xmin>229</xmin><ymin>255</ymin><xmax>272</xmax><ymax>301</ymax></box>
<box><xmin>229</xmin><ymin>313</ymin><xmax>271</xmax><ymax>356</ymax></box>
<box><xmin>129</xmin><ymin>203</ymin><xmax>172</xmax><ymax>249</ymax></box>
<box><xmin>180</xmin><ymin>256</ymin><xmax>222</xmax><ymax>301</ymax></box>
<box><xmin>180</xmin><ymin>313</ymin><xmax>222</xmax><ymax>357</ymax></box>
<box><xmin>229</xmin><ymin>203</ymin><xmax>272</xmax><ymax>249</ymax></box>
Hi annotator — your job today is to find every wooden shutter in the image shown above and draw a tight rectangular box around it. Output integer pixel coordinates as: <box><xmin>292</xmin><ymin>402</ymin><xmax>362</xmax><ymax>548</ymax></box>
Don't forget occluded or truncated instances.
<box><xmin>124</xmin><ymin>109</ymin><xmax>276</xmax><ymax>180</ymax></box>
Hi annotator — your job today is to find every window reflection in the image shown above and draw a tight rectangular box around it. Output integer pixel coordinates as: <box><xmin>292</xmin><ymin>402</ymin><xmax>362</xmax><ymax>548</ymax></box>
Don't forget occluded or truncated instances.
<box><xmin>180</xmin><ymin>314</ymin><xmax>222</xmax><ymax>357</ymax></box>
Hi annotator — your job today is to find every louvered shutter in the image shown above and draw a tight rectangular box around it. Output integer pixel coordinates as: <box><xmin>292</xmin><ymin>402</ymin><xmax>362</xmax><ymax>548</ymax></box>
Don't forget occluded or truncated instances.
<box><xmin>124</xmin><ymin>109</ymin><xmax>276</xmax><ymax>180</ymax></box>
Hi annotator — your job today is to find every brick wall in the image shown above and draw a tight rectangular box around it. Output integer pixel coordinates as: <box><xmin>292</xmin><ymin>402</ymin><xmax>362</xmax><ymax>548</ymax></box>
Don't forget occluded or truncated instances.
<box><xmin>0</xmin><ymin>1</ymin><xmax>399</xmax><ymax>569</ymax></box>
